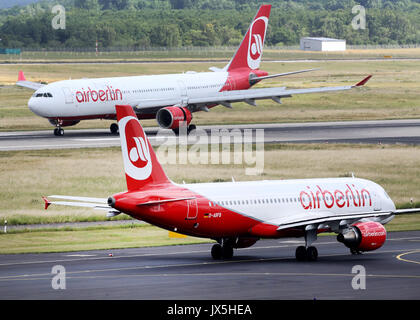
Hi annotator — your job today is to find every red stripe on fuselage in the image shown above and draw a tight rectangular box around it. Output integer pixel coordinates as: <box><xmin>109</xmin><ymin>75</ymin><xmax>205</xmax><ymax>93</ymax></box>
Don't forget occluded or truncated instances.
<box><xmin>112</xmin><ymin>183</ymin><xmax>267</xmax><ymax>239</ymax></box>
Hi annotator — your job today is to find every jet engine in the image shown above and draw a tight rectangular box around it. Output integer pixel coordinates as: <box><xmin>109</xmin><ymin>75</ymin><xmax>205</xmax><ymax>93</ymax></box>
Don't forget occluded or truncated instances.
<box><xmin>337</xmin><ymin>221</ymin><xmax>386</xmax><ymax>252</ymax></box>
<box><xmin>156</xmin><ymin>106</ymin><xmax>192</xmax><ymax>129</ymax></box>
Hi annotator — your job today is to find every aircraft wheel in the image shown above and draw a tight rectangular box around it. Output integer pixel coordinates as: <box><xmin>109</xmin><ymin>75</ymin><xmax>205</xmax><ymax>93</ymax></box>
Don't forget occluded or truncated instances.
<box><xmin>221</xmin><ymin>245</ymin><xmax>234</xmax><ymax>259</ymax></box>
<box><xmin>172</xmin><ymin>128</ymin><xmax>180</xmax><ymax>136</ymax></box>
<box><xmin>295</xmin><ymin>246</ymin><xmax>307</xmax><ymax>261</ymax></box>
<box><xmin>187</xmin><ymin>124</ymin><xmax>196</xmax><ymax>134</ymax></box>
<box><xmin>54</xmin><ymin>128</ymin><xmax>64</xmax><ymax>136</ymax></box>
<box><xmin>211</xmin><ymin>243</ymin><xmax>222</xmax><ymax>260</ymax></box>
<box><xmin>110</xmin><ymin>123</ymin><xmax>119</xmax><ymax>134</ymax></box>
<box><xmin>306</xmin><ymin>246</ymin><xmax>318</xmax><ymax>261</ymax></box>
<box><xmin>350</xmin><ymin>248</ymin><xmax>362</xmax><ymax>255</ymax></box>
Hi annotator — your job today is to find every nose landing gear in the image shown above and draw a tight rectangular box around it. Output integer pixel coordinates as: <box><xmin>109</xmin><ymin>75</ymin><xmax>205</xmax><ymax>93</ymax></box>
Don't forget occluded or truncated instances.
<box><xmin>53</xmin><ymin>127</ymin><xmax>64</xmax><ymax>136</ymax></box>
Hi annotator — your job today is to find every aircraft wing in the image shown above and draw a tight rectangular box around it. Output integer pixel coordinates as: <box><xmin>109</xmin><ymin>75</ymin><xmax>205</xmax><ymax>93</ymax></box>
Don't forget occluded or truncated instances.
<box><xmin>189</xmin><ymin>75</ymin><xmax>372</xmax><ymax>107</ymax></box>
<box><xmin>132</xmin><ymin>75</ymin><xmax>372</xmax><ymax>111</ymax></box>
<box><xmin>270</xmin><ymin>206</ymin><xmax>420</xmax><ymax>231</ymax></box>
<box><xmin>16</xmin><ymin>71</ymin><xmax>45</xmax><ymax>90</ymax></box>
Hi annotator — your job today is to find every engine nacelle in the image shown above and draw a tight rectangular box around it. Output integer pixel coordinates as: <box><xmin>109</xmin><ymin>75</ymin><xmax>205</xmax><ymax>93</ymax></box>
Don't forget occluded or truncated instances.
<box><xmin>156</xmin><ymin>106</ymin><xmax>192</xmax><ymax>129</ymax></box>
<box><xmin>337</xmin><ymin>221</ymin><xmax>386</xmax><ymax>252</ymax></box>
<box><xmin>49</xmin><ymin>119</ymin><xmax>80</xmax><ymax>127</ymax></box>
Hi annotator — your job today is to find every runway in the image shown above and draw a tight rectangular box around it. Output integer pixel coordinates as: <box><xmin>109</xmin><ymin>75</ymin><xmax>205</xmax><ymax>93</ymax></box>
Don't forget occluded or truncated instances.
<box><xmin>1</xmin><ymin>119</ymin><xmax>420</xmax><ymax>151</ymax></box>
<box><xmin>0</xmin><ymin>231</ymin><xmax>419</xmax><ymax>300</ymax></box>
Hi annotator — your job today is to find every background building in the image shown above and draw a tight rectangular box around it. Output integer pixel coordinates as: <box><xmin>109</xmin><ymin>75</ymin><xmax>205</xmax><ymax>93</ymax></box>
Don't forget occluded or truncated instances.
<box><xmin>300</xmin><ymin>37</ymin><xmax>346</xmax><ymax>51</ymax></box>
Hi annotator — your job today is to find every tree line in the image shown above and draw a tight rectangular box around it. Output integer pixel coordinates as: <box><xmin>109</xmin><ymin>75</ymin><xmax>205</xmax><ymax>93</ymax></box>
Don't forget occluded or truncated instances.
<box><xmin>0</xmin><ymin>0</ymin><xmax>419</xmax><ymax>49</ymax></box>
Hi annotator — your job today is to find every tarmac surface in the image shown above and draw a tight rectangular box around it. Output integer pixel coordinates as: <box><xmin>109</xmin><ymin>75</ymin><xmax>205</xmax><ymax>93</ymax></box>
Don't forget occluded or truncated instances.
<box><xmin>0</xmin><ymin>230</ymin><xmax>419</xmax><ymax>300</ymax></box>
<box><xmin>1</xmin><ymin>119</ymin><xmax>420</xmax><ymax>151</ymax></box>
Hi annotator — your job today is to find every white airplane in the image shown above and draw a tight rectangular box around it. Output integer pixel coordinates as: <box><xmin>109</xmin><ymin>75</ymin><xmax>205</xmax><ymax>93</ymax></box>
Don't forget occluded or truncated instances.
<box><xmin>18</xmin><ymin>5</ymin><xmax>371</xmax><ymax>136</ymax></box>
<box><xmin>43</xmin><ymin>104</ymin><xmax>420</xmax><ymax>261</ymax></box>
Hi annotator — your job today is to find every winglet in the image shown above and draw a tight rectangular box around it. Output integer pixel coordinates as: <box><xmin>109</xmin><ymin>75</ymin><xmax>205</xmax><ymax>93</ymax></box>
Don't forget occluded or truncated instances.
<box><xmin>42</xmin><ymin>196</ymin><xmax>51</xmax><ymax>210</ymax></box>
<box><xmin>354</xmin><ymin>75</ymin><xmax>372</xmax><ymax>87</ymax></box>
<box><xmin>18</xmin><ymin>70</ymin><xmax>26</xmax><ymax>82</ymax></box>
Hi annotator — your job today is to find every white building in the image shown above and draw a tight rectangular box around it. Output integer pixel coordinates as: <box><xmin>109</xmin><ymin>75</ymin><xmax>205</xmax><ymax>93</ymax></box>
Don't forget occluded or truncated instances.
<box><xmin>300</xmin><ymin>37</ymin><xmax>346</xmax><ymax>51</ymax></box>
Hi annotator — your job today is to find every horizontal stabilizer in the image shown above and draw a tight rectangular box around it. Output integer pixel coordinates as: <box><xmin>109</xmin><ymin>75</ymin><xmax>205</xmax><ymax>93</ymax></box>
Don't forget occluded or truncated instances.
<box><xmin>42</xmin><ymin>195</ymin><xmax>118</xmax><ymax>213</ymax></box>
<box><xmin>250</xmin><ymin>68</ymin><xmax>319</xmax><ymax>83</ymax></box>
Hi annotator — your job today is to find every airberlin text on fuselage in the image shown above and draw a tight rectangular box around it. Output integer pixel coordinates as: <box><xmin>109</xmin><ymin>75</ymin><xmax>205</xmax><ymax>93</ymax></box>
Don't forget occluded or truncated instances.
<box><xmin>300</xmin><ymin>184</ymin><xmax>372</xmax><ymax>210</ymax></box>
<box><xmin>75</xmin><ymin>87</ymin><xmax>123</xmax><ymax>104</ymax></box>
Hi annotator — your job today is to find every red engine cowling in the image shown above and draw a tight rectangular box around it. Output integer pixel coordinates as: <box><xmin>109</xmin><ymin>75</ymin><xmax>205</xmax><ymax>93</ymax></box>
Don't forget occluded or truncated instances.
<box><xmin>156</xmin><ymin>106</ymin><xmax>192</xmax><ymax>129</ymax></box>
<box><xmin>337</xmin><ymin>221</ymin><xmax>387</xmax><ymax>252</ymax></box>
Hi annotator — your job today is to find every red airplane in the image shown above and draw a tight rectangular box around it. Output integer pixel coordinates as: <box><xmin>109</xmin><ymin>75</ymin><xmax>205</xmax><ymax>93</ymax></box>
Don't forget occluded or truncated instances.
<box><xmin>43</xmin><ymin>105</ymin><xmax>420</xmax><ymax>261</ymax></box>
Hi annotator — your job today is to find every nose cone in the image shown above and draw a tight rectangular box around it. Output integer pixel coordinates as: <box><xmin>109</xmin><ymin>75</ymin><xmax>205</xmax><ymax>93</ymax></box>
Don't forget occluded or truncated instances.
<box><xmin>28</xmin><ymin>97</ymin><xmax>40</xmax><ymax>115</ymax></box>
<box><xmin>28</xmin><ymin>96</ymin><xmax>48</xmax><ymax>117</ymax></box>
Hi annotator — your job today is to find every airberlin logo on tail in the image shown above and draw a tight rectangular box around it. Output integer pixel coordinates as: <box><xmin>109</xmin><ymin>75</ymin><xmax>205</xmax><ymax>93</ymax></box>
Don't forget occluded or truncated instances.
<box><xmin>247</xmin><ymin>16</ymin><xmax>268</xmax><ymax>70</ymax></box>
<box><xmin>119</xmin><ymin>115</ymin><xmax>152</xmax><ymax>181</ymax></box>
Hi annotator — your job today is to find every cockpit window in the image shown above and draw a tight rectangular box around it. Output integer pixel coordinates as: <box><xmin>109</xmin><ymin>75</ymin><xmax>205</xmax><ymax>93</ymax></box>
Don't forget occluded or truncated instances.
<box><xmin>34</xmin><ymin>93</ymin><xmax>53</xmax><ymax>98</ymax></box>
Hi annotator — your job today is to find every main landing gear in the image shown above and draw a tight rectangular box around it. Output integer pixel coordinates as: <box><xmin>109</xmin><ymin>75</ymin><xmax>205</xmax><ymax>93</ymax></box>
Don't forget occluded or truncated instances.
<box><xmin>172</xmin><ymin>124</ymin><xmax>196</xmax><ymax>136</ymax></box>
<box><xmin>211</xmin><ymin>239</ymin><xmax>234</xmax><ymax>260</ymax></box>
<box><xmin>110</xmin><ymin>123</ymin><xmax>119</xmax><ymax>134</ymax></box>
<box><xmin>295</xmin><ymin>227</ymin><xmax>318</xmax><ymax>262</ymax></box>
<box><xmin>295</xmin><ymin>245</ymin><xmax>318</xmax><ymax>262</ymax></box>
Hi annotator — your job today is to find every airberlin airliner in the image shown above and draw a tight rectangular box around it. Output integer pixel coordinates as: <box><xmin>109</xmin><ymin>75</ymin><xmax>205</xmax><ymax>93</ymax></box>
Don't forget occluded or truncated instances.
<box><xmin>18</xmin><ymin>5</ymin><xmax>371</xmax><ymax>136</ymax></box>
<box><xmin>43</xmin><ymin>105</ymin><xmax>420</xmax><ymax>261</ymax></box>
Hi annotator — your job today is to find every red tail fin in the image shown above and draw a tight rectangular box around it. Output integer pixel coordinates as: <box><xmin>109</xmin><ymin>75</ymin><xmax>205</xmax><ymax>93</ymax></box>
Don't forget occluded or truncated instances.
<box><xmin>226</xmin><ymin>5</ymin><xmax>271</xmax><ymax>72</ymax></box>
<box><xmin>116</xmin><ymin>105</ymin><xmax>170</xmax><ymax>191</ymax></box>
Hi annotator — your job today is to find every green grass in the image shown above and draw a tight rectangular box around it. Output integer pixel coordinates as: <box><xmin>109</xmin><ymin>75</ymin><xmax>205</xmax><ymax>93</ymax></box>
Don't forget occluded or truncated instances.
<box><xmin>1</xmin><ymin>143</ymin><xmax>420</xmax><ymax>227</ymax></box>
<box><xmin>0</xmin><ymin>224</ymin><xmax>211</xmax><ymax>254</ymax></box>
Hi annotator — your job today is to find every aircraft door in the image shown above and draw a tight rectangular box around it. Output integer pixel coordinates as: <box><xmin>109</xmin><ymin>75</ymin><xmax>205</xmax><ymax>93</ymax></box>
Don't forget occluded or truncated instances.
<box><xmin>186</xmin><ymin>198</ymin><xmax>198</xmax><ymax>220</ymax></box>
<box><xmin>178</xmin><ymin>81</ymin><xmax>188</xmax><ymax>106</ymax></box>
<box><xmin>62</xmin><ymin>87</ymin><xmax>74</xmax><ymax>104</ymax></box>
<box><xmin>373</xmin><ymin>191</ymin><xmax>382</xmax><ymax>211</ymax></box>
